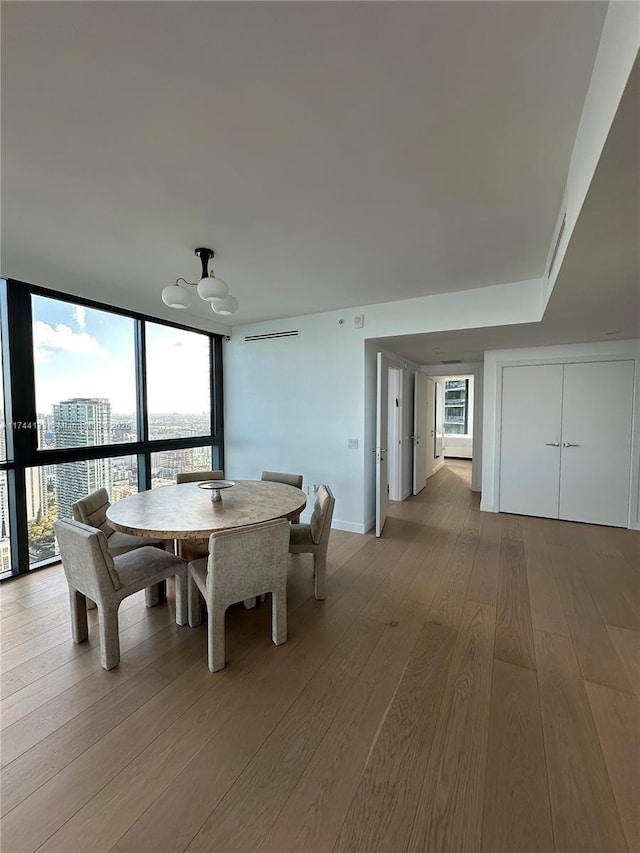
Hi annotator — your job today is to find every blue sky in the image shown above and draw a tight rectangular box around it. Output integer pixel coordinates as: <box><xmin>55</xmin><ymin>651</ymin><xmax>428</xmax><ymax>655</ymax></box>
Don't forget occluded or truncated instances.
<box><xmin>33</xmin><ymin>296</ymin><xmax>210</xmax><ymax>415</ymax></box>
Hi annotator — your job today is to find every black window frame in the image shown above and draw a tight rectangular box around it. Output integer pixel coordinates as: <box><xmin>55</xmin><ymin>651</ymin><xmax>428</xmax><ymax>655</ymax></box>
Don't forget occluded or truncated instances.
<box><xmin>0</xmin><ymin>278</ymin><xmax>224</xmax><ymax>578</ymax></box>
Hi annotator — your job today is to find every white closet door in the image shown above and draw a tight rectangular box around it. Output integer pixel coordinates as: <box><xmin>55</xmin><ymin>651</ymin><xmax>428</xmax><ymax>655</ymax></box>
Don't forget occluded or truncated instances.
<box><xmin>499</xmin><ymin>364</ymin><xmax>563</xmax><ymax>518</ymax></box>
<box><xmin>560</xmin><ymin>360</ymin><xmax>634</xmax><ymax>527</ymax></box>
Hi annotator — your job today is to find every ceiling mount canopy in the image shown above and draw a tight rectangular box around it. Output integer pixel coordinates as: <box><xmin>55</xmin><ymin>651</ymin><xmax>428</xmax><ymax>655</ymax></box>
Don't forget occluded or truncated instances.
<box><xmin>161</xmin><ymin>247</ymin><xmax>238</xmax><ymax>315</ymax></box>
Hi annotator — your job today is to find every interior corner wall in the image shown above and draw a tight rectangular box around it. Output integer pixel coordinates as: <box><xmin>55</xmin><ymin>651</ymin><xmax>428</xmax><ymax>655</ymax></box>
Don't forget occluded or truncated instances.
<box><xmin>543</xmin><ymin>3</ymin><xmax>639</xmax><ymax>308</ymax></box>
<box><xmin>481</xmin><ymin>339</ymin><xmax>640</xmax><ymax>529</ymax></box>
<box><xmin>224</xmin><ymin>279</ymin><xmax>542</xmax><ymax>534</ymax></box>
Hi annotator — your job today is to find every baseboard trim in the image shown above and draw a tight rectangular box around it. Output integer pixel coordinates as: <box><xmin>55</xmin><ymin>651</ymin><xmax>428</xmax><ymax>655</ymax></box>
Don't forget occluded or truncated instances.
<box><xmin>480</xmin><ymin>501</ymin><xmax>497</xmax><ymax>513</ymax></box>
<box><xmin>334</xmin><ymin>518</ymin><xmax>371</xmax><ymax>534</ymax></box>
<box><xmin>299</xmin><ymin>511</ymin><xmax>370</xmax><ymax>535</ymax></box>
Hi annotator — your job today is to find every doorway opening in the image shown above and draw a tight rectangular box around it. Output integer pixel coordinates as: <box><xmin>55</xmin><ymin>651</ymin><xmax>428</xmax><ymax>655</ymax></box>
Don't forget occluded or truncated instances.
<box><xmin>441</xmin><ymin>374</ymin><xmax>474</xmax><ymax>485</ymax></box>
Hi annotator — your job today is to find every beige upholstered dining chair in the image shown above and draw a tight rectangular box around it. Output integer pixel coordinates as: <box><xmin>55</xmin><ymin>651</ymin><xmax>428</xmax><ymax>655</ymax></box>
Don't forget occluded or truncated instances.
<box><xmin>261</xmin><ymin>471</ymin><xmax>303</xmax><ymax>522</ymax></box>
<box><xmin>289</xmin><ymin>484</ymin><xmax>335</xmax><ymax>600</ymax></box>
<box><xmin>176</xmin><ymin>471</ymin><xmax>225</xmax><ymax>560</ymax></box>
<box><xmin>54</xmin><ymin>518</ymin><xmax>188</xmax><ymax>670</ymax></box>
<box><xmin>73</xmin><ymin>488</ymin><xmax>167</xmax><ymax>608</ymax></box>
<box><xmin>188</xmin><ymin>518</ymin><xmax>290</xmax><ymax>672</ymax></box>
<box><xmin>73</xmin><ymin>487</ymin><xmax>165</xmax><ymax>555</ymax></box>
<box><xmin>176</xmin><ymin>470</ymin><xmax>224</xmax><ymax>484</ymax></box>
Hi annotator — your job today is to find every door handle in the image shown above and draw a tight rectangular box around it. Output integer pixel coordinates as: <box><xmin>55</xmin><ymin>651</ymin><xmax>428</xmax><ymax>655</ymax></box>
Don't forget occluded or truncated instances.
<box><xmin>545</xmin><ymin>442</ymin><xmax>560</xmax><ymax>447</ymax></box>
<box><xmin>562</xmin><ymin>442</ymin><xmax>581</xmax><ymax>448</ymax></box>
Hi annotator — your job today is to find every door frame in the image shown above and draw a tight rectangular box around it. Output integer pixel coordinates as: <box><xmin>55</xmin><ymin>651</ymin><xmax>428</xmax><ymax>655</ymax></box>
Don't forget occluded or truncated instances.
<box><xmin>420</xmin><ymin>363</ymin><xmax>483</xmax><ymax>493</ymax></box>
<box><xmin>388</xmin><ymin>366</ymin><xmax>403</xmax><ymax>501</ymax></box>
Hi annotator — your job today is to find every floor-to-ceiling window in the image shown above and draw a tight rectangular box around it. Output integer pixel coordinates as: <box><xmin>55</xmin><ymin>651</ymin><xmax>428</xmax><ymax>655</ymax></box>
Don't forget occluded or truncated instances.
<box><xmin>0</xmin><ymin>278</ymin><xmax>224</xmax><ymax>577</ymax></box>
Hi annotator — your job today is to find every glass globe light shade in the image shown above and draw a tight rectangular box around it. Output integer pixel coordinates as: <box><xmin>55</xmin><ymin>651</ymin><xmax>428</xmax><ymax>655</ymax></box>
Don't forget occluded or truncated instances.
<box><xmin>161</xmin><ymin>284</ymin><xmax>192</xmax><ymax>308</ymax></box>
<box><xmin>212</xmin><ymin>294</ymin><xmax>239</xmax><ymax>316</ymax></box>
<box><xmin>197</xmin><ymin>275</ymin><xmax>229</xmax><ymax>302</ymax></box>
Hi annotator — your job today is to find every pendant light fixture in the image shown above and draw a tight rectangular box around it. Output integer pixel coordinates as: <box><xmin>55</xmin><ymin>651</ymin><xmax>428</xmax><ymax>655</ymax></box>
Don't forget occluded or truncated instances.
<box><xmin>161</xmin><ymin>248</ymin><xmax>238</xmax><ymax>315</ymax></box>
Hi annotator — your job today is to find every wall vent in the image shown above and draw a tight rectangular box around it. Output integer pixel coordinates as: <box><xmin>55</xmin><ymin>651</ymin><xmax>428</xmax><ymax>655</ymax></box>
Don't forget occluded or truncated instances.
<box><xmin>441</xmin><ymin>359</ymin><xmax>462</xmax><ymax>364</ymax></box>
<box><xmin>244</xmin><ymin>330</ymin><xmax>299</xmax><ymax>342</ymax></box>
<box><xmin>548</xmin><ymin>212</ymin><xmax>567</xmax><ymax>276</ymax></box>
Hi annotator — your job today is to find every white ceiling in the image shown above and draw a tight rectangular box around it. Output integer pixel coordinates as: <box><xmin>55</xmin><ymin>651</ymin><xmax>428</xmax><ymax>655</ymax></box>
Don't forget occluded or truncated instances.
<box><xmin>1</xmin><ymin>1</ymin><xmax>609</xmax><ymax>328</ymax></box>
<box><xmin>374</xmin><ymin>56</ymin><xmax>640</xmax><ymax>365</ymax></box>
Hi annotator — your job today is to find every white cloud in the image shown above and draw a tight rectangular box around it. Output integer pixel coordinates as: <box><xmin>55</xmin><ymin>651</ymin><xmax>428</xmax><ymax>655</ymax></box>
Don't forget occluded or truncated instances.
<box><xmin>33</xmin><ymin>321</ymin><xmax>104</xmax><ymax>362</ymax></box>
<box><xmin>73</xmin><ymin>306</ymin><xmax>86</xmax><ymax>328</ymax></box>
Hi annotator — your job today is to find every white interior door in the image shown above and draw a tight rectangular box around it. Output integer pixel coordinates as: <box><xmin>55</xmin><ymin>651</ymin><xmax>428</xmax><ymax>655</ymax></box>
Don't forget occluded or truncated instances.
<box><xmin>413</xmin><ymin>372</ymin><xmax>430</xmax><ymax>495</ymax></box>
<box><xmin>499</xmin><ymin>364</ymin><xmax>563</xmax><ymax>518</ymax></box>
<box><xmin>376</xmin><ymin>352</ymin><xmax>390</xmax><ymax>537</ymax></box>
<box><xmin>560</xmin><ymin>360</ymin><xmax>634</xmax><ymax>526</ymax></box>
<box><xmin>388</xmin><ymin>368</ymin><xmax>403</xmax><ymax>501</ymax></box>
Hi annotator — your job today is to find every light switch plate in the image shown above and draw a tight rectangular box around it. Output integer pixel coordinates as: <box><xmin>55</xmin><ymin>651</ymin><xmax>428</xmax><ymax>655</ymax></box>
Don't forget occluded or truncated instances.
<box><xmin>348</xmin><ymin>438</ymin><xmax>359</xmax><ymax>449</ymax></box>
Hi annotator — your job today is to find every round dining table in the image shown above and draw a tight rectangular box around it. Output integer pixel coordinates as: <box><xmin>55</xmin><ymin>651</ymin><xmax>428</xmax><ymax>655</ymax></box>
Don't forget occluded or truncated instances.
<box><xmin>106</xmin><ymin>479</ymin><xmax>307</xmax><ymax>541</ymax></box>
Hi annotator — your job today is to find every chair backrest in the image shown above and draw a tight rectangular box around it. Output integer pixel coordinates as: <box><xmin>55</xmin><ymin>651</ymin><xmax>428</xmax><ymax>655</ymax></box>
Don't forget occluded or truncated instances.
<box><xmin>176</xmin><ymin>470</ymin><xmax>224</xmax><ymax>484</ymax></box>
<box><xmin>261</xmin><ymin>471</ymin><xmax>303</xmax><ymax>489</ymax></box>
<box><xmin>309</xmin><ymin>485</ymin><xmax>335</xmax><ymax>546</ymax></box>
<box><xmin>72</xmin><ymin>488</ymin><xmax>113</xmax><ymax>538</ymax></box>
<box><xmin>54</xmin><ymin>518</ymin><xmax>121</xmax><ymax>601</ymax></box>
<box><xmin>206</xmin><ymin>519</ymin><xmax>290</xmax><ymax>602</ymax></box>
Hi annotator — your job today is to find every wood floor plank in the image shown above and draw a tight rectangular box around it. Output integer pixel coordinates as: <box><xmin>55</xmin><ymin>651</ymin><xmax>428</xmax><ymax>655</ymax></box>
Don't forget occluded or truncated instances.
<box><xmin>535</xmin><ymin>629</ymin><xmax>628</xmax><ymax>853</ymax></box>
<box><xmin>406</xmin><ymin>601</ymin><xmax>496</xmax><ymax>853</ymax></box>
<box><xmin>427</xmin><ymin>527</ymin><xmax>478</xmax><ymax>631</ymax></box>
<box><xmin>551</xmin><ymin>545</ymin><xmax>633</xmax><ymax>693</ymax></box>
<box><xmin>585</xmin><ymin>681</ymin><xmax>640</xmax><ymax>852</ymax></box>
<box><xmin>494</xmin><ymin>534</ymin><xmax>536</xmax><ymax>670</ymax></box>
<box><xmin>466</xmin><ymin>511</ymin><xmax>500</xmax><ymax>606</ymax></box>
<box><xmin>578</xmin><ymin>550</ymin><xmax>639</xmax><ymax>632</ymax></box>
<box><xmin>260</xmin><ymin>610</ymin><xmax>426</xmax><ymax>853</ymax></box>
<box><xmin>43</xmin><ymin>602</ymin><xmax>365</xmax><ymax>853</ymax></box>
<box><xmin>523</xmin><ymin>525</ymin><xmax>570</xmax><ymax>637</ymax></box>
<box><xmin>607</xmin><ymin>625</ymin><xmax>640</xmax><ymax>700</ymax></box>
<box><xmin>482</xmin><ymin>659</ymin><xmax>553</xmax><ymax>852</ymax></box>
<box><xmin>179</xmin><ymin>618</ymin><xmax>385</xmax><ymax>853</ymax></box>
<box><xmin>333</xmin><ymin>620</ymin><xmax>457</xmax><ymax>853</ymax></box>
<box><xmin>0</xmin><ymin>660</ymin><xmax>216</xmax><ymax>853</ymax></box>
<box><xmin>1</xmin><ymin>666</ymin><xmax>171</xmax><ymax>816</ymax></box>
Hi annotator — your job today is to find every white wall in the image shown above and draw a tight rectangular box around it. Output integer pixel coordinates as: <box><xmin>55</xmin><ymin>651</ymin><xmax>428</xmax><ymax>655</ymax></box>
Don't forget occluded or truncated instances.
<box><xmin>481</xmin><ymin>339</ymin><xmax>640</xmax><ymax>529</ymax></box>
<box><xmin>224</xmin><ymin>279</ymin><xmax>543</xmax><ymax>533</ymax></box>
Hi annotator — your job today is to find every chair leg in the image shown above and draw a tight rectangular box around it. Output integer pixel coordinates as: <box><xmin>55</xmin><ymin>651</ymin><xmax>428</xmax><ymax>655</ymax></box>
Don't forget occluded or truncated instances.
<box><xmin>69</xmin><ymin>587</ymin><xmax>89</xmax><ymax>643</ymax></box>
<box><xmin>188</xmin><ymin>576</ymin><xmax>203</xmax><ymax>627</ymax></box>
<box><xmin>145</xmin><ymin>581</ymin><xmax>166</xmax><ymax>607</ymax></box>
<box><xmin>174</xmin><ymin>574</ymin><xmax>188</xmax><ymax>626</ymax></box>
<box><xmin>313</xmin><ymin>554</ymin><xmax>327</xmax><ymax>600</ymax></box>
<box><xmin>207</xmin><ymin>601</ymin><xmax>227</xmax><ymax>672</ymax></box>
<box><xmin>272</xmin><ymin>586</ymin><xmax>287</xmax><ymax>646</ymax></box>
<box><xmin>98</xmin><ymin>604</ymin><xmax>121</xmax><ymax>670</ymax></box>
<box><xmin>208</xmin><ymin>603</ymin><xmax>227</xmax><ymax>673</ymax></box>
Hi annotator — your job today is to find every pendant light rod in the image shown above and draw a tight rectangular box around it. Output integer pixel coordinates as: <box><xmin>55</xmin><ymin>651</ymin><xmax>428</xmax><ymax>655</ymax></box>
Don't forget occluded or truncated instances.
<box><xmin>194</xmin><ymin>247</ymin><xmax>214</xmax><ymax>279</ymax></box>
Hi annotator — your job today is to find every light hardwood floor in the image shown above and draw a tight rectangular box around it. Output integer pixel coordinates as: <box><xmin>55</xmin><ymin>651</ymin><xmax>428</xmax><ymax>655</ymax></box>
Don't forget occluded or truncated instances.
<box><xmin>1</xmin><ymin>459</ymin><xmax>638</xmax><ymax>853</ymax></box>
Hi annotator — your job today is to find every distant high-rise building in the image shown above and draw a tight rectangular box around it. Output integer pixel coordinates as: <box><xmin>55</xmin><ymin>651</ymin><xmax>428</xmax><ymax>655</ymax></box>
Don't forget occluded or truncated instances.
<box><xmin>53</xmin><ymin>398</ymin><xmax>112</xmax><ymax>521</ymax></box>
<box><xmin>0</xmin><ymin>472</ymin><xmax>9</xmax><ymax>538</ymax></box>
<box><xmin>25</xmin><ymin>465</ymin><xmax>47</xmax><ymax>522</ymax></box>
